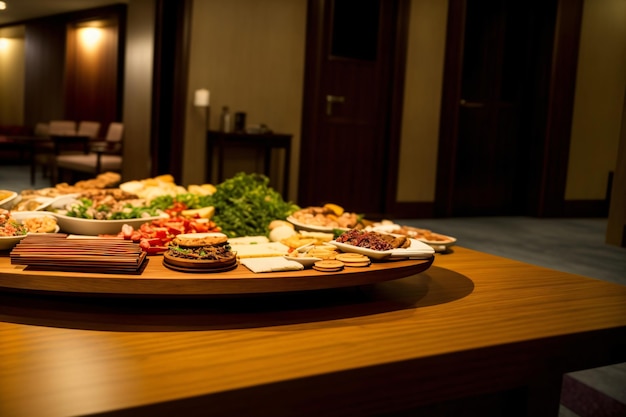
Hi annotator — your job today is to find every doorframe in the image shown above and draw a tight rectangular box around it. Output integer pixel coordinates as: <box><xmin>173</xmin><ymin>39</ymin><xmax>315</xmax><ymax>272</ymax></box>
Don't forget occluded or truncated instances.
<box><xmin>435</xmin><ymin>0</ymin><xmax>584</xmax><ymax>217</ymax></box>
<box><xmin>151</xmin><ymin>0</ymin><xmax>193</xmax><ymax>180</ymax></box>
<box><xmin>299</xmin><ymin>0</ymin><xmax>411</xmax><ymax>217</ymax></box>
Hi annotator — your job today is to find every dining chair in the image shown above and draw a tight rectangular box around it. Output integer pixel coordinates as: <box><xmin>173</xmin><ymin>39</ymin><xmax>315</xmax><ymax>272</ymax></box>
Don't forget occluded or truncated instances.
<box><xmin>48</xmin><ymin>120</ymin><xmax>77</xmax><ymax>136</ymax></box>
<box><xmin>34</xmin><ymin>120</ymin><xmax>80</xmax><ymax>182</ymax></box>
<box><xmin>54</xmin><ymin>122</ymin><xmax>124</xmax><ymax>183</ymax></box>
<box><xmin>77</xmin><ymin>121</ymin><xmax>101</xmax><ymax>139</ymax></box>
<box><xmin>34</xmin><ymin>122</ymin><xmax>49</xmax><ymax>137</ymax></box>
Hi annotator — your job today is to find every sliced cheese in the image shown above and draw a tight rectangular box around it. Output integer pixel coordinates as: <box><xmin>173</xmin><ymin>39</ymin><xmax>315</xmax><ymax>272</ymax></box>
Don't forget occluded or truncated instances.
<box><xmin>230</xmin><ymin>241</ymin><xmax>290</xmax><ymax>258</ymax></box>
<box><xmin>240</xmin><ymin>257</ymin><xmax>304</xmax><ymax>273</ymax></box>
<box><xmin>229</xmin><ymin>236</ymin><xmax>270</xmax><ymax>245</ymax></box>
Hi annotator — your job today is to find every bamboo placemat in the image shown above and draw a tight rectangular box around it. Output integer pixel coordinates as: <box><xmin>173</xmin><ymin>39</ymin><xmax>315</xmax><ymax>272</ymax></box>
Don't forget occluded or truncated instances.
<box><xmin>10</xmin><ymin>234</ymin><xmax>148</xmax><ymax>273</ymax></box>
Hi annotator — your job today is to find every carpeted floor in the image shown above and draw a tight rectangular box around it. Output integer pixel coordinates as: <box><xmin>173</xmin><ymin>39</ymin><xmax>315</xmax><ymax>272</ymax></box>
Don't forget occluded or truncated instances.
<box><xmin>2</xmin><ymin>163</ymin><xmax>625</xmax><ymax>416</ymax></box>
<box><xmin>396</xmin><ymin>217</ymin><xmax>626</xmax><ymax>417</ymax></box>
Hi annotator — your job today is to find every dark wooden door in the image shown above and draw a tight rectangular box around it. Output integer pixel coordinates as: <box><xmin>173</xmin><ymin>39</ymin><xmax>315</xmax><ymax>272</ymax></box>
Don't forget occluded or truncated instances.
<box><xmin>435</xmin><ymin>0</ymin><xmax>584</xmax><ymax>217</ymax></box>
<box><xmin>452</xmin><ymin>0</ymin><xmax>541</xmax><ymax>216</ymax></box>
<box><xmin>298</xmin><ymin>0</ymin><xmax>405</xmax><ymax>217</ymax></box>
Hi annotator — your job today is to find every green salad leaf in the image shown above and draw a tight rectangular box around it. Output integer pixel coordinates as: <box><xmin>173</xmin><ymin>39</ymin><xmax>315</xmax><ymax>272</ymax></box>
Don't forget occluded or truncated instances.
<box><xmin>205</xmin><ymin>172</ymin><xmax>300</xmax><ymax>237</ymax></box>
<box><xmin>63</xmin><ymin>197</ymin><xmax>162</xmax><ymax>220</ymax></box>
<box><xmin>149</xmin><ymin>193</ymin><xmax>212</xmax><ymax>211</ymax></box>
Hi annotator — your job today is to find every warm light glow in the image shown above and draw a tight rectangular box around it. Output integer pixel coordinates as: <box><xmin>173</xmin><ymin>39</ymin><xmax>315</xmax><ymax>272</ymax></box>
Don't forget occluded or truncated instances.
<box><xmin>0</xmin><ymin>38</ymin><xmax>7</xmax><ymax>50</ymax></box>
<box><xmin>79</xmin><ymin>27</ymin><xmax>103</xmax><ymax>49</ymax></box>
<box><xmin>0</xmin><ymin>2</ymin><xmax>6</xmax><ymax>11</ymax></box>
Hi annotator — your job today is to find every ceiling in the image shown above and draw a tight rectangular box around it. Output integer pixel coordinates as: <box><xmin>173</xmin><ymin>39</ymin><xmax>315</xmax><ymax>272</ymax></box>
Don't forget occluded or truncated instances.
<box><xmin>0</xmin><ymin>0</ymin><xmax>126</xmax><ymax>26</ymax></box>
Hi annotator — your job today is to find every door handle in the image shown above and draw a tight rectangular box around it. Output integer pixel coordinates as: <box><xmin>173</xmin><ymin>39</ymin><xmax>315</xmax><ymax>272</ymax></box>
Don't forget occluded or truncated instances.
<box><xmin>326</xmin><ymin>94</ymin><xmax>345</xmax><ymax>115</ymax></box>
<box><xmin>459</xmin><ymin>99</ymin><xmax>485</xmax><ymax>108</ymax></box>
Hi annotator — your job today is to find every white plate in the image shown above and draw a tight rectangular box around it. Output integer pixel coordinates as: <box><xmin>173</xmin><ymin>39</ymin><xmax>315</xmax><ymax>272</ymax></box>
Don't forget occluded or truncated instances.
<box><xmin>11</xmin><ymin>211</ymin><xmax>60</xmax><ymax>234</ymax></box>
<box><xmin>366</xmin><ymin>224</ymin><xmax>456</xmax><ymax>252</ymax></box>
<box><xmin>0</xmin><ymin>212</ymin><xmax>61</xmax><ymax>250</ymax></box>
<box><xmin>37</xmin><ymin>193</ymin><xmax>82</xmax><ymax>211</ymax></box>
<box><xmin>283</xmin><ymin>254</ymin><xmax>323</xmax><ymax>268</ymax></box>
<box><xmin>0</xmin><ymin>190</ymin><xmax>18</xmax><ymax>209</ymax></box>
<box><xmin>418</xmin><ymin>235</ymin><xmax>457</xmax><ymax>252</ymax></box>
<box><xmin>330</xmin><ymin>238</ymin><xmax>435</xmax><ymax>260</ymax></box>
<box><xmin>0</xmin><ymin>234</ymin><xmax>28</xmax><ymax>250</ymax></box>
<box><xmin>12</xmin><ymin>193</ymin><xmax>83</xmax><ymax>212</ymax></box>
<box><xmin>51</xmin><ymin>212</ymin><xmax>168</xmax><ymax>236</ymax></box>
<box><xmin>286</xmin><ymin>216</ymin><xmax>349</xmax><ymax>233</ymax></box>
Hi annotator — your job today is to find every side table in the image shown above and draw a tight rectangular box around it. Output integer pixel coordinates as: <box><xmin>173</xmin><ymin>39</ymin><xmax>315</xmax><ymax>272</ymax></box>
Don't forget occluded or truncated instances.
<box><xmin>206</xmin><ymin>130</ymin><xmax>292</xmax><ymax>197</ymax></box>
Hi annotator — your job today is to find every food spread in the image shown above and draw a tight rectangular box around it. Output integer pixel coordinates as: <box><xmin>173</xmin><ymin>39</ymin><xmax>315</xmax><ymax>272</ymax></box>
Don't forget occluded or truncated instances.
<box><xmin>3</xmin><ymin>171</ymin><xmax>449</xmax><ymax>275</ymax></box>
<box><xmin>0</xmin><ymin>210</ymin><xmax>27</xmax><ymax>236</ymax></box>
<box><xmin>289</xmin><ymin>204</ymin><xmax>360</xmax><ymax>229</ymax></box>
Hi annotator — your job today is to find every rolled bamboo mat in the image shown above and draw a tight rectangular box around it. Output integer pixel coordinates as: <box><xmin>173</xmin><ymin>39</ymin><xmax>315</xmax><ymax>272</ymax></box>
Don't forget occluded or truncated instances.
<box><xmin>10</xmin><ymin>234</ymin><xmax>148</xmax><ymax>273</ymax></box>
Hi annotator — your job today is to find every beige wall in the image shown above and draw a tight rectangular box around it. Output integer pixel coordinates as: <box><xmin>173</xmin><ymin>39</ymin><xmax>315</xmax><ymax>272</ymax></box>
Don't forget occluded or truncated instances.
<box><xmin>182</xmin><ymin>0</ymin><xmax>626</xmax><ymax>206</ymax></box>
<box><xmin>2</xmin><ymin>0</ymin><xmax>622</xmax><ymax>208</ymax></box>
<box><xmin>183</xmin><ymin>0</ymin><xmax>450</xmax><ymax>203</ymax></box>
<box><xmin>184</xmin><ymin>0</ymin><xmax>307</xmax><ymax>196</ymax></box>
<box><xmin>566</xmin><ymin>0</ymin><xmax>626</xmax><ymax>200</ymax></box>
<box><xmin>0</xmin><ymin>31</ymin><xmax>25</xmax><ymax>126</ymax></box>
<box><xmin>398</xmin><ymin>0</ymin><xmax>626</xmax><ymax>204</ymax></box>
<box><xmin>397</xmin><ymin>0</ymin><xmax>448</xmax><ymax>202</ymax></box>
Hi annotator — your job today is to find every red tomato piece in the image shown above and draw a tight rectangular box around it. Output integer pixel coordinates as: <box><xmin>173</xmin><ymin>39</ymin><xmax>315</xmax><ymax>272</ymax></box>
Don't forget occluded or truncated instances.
<box><xmin>152</xmin><ymin>227</ymin><xmax>168</xmax><ymax>239</ymax></box>
<box><xmin>145</xmin><ymin>246</ymin><xmax>168</xmax><ymax>254</ymax></box>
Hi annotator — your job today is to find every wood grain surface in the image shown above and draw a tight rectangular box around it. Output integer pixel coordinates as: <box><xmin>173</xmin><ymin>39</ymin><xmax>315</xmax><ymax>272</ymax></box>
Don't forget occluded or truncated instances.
<box><xmin>0</xmin><ymin>254</ymin><xmax>434</xmax><ymax>295</ymax></box>
<box><xmin>0</xmin><ymin>246</ymin><xmax>625</xmax><ymax>417</ymax></box>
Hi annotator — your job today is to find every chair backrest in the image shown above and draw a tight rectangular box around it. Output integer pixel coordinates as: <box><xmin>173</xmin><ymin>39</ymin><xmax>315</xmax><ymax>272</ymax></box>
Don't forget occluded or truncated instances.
<box><xmin>48</xmin><ymin>120</ymin><xmax>77</xmax><ymax>136</ymax></box>
<box><xmin>105</xmin><ymin>122</ymin><xmax>124</xmax><ymax>142</ymax></box>
<box><xmin>34</xmin><ymin>123</ymin><xmax>49</xmax><ymax>137</ymax></box>
<box><xmin>77</xmin><ymin>121</ymin><xmax>101</xmax><ymax>138</ymax></box>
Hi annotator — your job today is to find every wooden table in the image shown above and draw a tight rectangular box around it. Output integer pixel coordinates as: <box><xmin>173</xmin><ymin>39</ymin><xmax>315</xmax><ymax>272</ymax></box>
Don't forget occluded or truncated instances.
<box><xmin>206</xmin><ymin>130</ymin><xmax>292</xmax><ymax>197</ymax></box>
<box><xmin>0</xmin><ymin>135</ymin><xmax>51</xmax><ymax>185</ymax></box>
<box><xmin>0</xmin><ymin>247</ymin><xmax>625</xmax><ymax>417</ymax></box>
<box><xmin>0</xmin><ymin>135</ymin><xmax>92</xmax><ymax>185</ymax></box>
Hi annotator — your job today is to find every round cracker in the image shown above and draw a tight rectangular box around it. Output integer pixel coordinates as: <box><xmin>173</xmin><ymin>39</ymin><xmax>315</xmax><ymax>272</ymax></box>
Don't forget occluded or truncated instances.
<box><xmin>313</xmin><ymin>259</ymin><xmax>344</xmax><ymax>272</ymax></box>
<box><xmin>336</xmin><ymin>253</ymin><xmax>369</xmax><ymax>262</ymax></box>
<box><xmin>342</xmin><ymin>261</ymin><xmax>371</xmax><ymax>267</ymax></box>
<box><xmin>314</xmin><ymin>260</ymin><xmax>343</xmax><ymax>268</ymax></box>
<box><xmin>313</xmin><ymin>266</ymin><xmax>343</xmax><ymax>272</ymax></box>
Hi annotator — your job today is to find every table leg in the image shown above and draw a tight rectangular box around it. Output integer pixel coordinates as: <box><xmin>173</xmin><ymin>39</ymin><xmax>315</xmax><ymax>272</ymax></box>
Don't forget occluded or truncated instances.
<box><xmin>217</xmin><ymin>136</ymin><xmax>225</xmax><ymax>183</ymax></box>
<box><xmin>283</xmin><ymin>144</ymin><xmax>291</xmax><ymax>199</ymax></box>
<box><xmin>205</xmin><ymin>131</ymin><xmax>213</xmax><ymax>184</ymax></box>
<box><xmin>29</xmin><ymin>143</ymin><xmax>36</xmax><ymax>185</ymax></box>
<box><xmin>263</xmin><ymin>147</ymin><xmax>272</xmax><ymax>179</ymax></box>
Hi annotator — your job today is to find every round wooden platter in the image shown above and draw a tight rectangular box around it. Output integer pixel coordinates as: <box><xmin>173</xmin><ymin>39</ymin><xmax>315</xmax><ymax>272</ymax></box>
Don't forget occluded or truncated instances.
<box><xmin>0</xmin><ymin>255</ymin><xmax>434</xmax><ymax>296</ymax></box>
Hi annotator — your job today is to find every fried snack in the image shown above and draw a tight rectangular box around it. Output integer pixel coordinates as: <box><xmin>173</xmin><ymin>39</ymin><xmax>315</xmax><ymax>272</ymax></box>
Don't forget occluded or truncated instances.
<box><xmin>56</xmin><ymin>172</ymin><xmax>121</xmax><ymax>193</ymax></box>
<box><xmin>307</xmin><ymin>246</ymin><xmax>339</xmax><ymax>260</ymax></box>
<box><xmin>281</xmin><ymin>231</ymin><xmax>334</xmax><ymax>250</ymax></box>
<box><xmin>22</xmin><ymin>216</ymin><xmax>58</xmax><ymax>233</ymax></box>
<box><xmin>281</xmin><ymin>235</ymin><xmax>317</xmax><ymax>249</ymax></box>
<box><xmin>291</xmin><ymin>206</ymin><xmax>359</xmax><ymax>229</ymax></box>
<box><xmin>375</xmin><ymin>233</ymin><xmax>411</xmax><ymax>249</ymax></box>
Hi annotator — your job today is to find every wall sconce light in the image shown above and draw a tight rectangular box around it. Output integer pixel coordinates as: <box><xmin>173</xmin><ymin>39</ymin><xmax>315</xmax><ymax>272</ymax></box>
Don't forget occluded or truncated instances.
<box><xmin>0</xmin><ymin>2</ymin><xmax>6</xmax><ymax>11</ymax></box>
<box><xmin>79</xmin><ymin>27</ymin><xmax>103</xmax><ymax>49</ymax></box>
<box><xmin>194</xmin><ymin>88</ymin><xmax>210</xmax><ymax>130</ymax></box>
